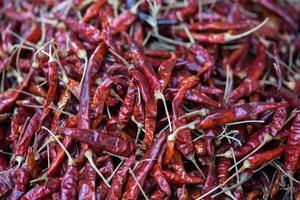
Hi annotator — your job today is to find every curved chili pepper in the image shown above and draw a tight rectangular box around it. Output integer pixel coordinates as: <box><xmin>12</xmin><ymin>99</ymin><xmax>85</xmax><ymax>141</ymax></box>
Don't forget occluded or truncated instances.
<box><xmin>61</xmin><ymin>165</ymin><xmax>78</xmax><ymax>200</ymax></box>
<box><xmin>0</xmin><ymin>68</ymin><xmax>34</xmax><ymax>113</ymax></box>
<box><xmin>241</xmin><ymin>146</ymin><xmax>285</xmax><ymax>170</ymax></box>
<box><xmin>257</xmin><ymin>0</ymin><xmax>298</xmax><ymax>30</ymax></box>
<box><xmin>284</xmin><ymin>113</ymin><xmax>300</xmax><ymax>173</ymax></box>
<box><xmin>130</xmin><ymin>70</ymin><xmax>157</xmax><ymax>148</ymax></box>
<box><xmin>78</xmin><ymin>163</ymin><xmax>96</xmax><ymax>200</ymax></box>
<box><xmin>16</xmin><ymin>108</ymin><xmax>50</xmax><ymax>157</ymax></box>
<box><xmin>60</xmin><ymin>128</ymin><xmax>136</xmax><ymax>156</ymax></box>
<box><xmin>105</xmin><ymin>155</ymin><xmax>135</xmax><ymax>200</ymax></box>
<box><xmin>57</xmin><ymin>15</ymin><xmax>103</xmax><ymax>44</ymax></box>
<box><xmin>166</xmin><ymin>77</ymin><xmax>198</xmax><ymax>163</ymax></box>
<box><xmin>21</xmin><ymin>178</ymin><xmax>61</xmax><ymax>200</ymax></box>
<box><xmin>91</xmin><ymin>78</ymin><xmax>113</xmax><ymax>128</ymax></box>
<box><xmin>82</xmin><ymin>0</ymin><xmax>106</xmax><ymax>23</ymax></box>
<box><xmin>150</xmin><ymin>189</ymin><xmax>165</xmax><ymax>200</ymax></box>
<box><xmin>151</xmin><ymin>163</ymin><xmax>171</xmax><ymax>197</ymax></box>
<box><xmin>217</xmin><ymin>157</ymin><xmax>232</xmax><ymax>185</ymax></box>
<box><xmin>9</xmin><ymin>164</ymin><xmax>31</xmax><ymax>200</ymax></box>
<box><xmin>44</xmin><ymin>59</ymin><xmax>58</xmax><ymax>107</ymax></box>
<box><xmin>118</xmin><ymin>80</ymin><xmax>136</xmax><ymax>128</ymax></box>
<box><xmin>27</xmin><ymin>147</ymin><xmax>41</xmax><ymax>179</ymax></box>
<box><xmin>188</xmin><ymin>20</ymin><xmax>255</xmax><ymax>31</ymax></box>
<box><xmin>122</xmin><ymin>131</ymin><xmax>167</xmax><ymax>200</ymax></box>
<box><xmin>0</xmin><ymin>170</ymin><xmax>16</xmax><ymax>197</ymax></box>
<box><xmin>157</xmin><ymin>53</ymin><xmax>177</xmax><ymax>91</ymax></box>
<box><xmin>110</xmin><ymin>10</ymin><xmax>137</xmax><ymax>34</ymax></box>
<box><xmin>269</xmin><ymin>171</ymin><xmax>283</xmax><ymax>199</ymax></box>
<box><xmin>186</xmin><ymin>89</ymin><xmax>223</xmax><ymax>108</ymax></box>
<box><xmin>201</xmin><ymin>165</ymin><xmax>218</xmax><ymax>200</ymax></box>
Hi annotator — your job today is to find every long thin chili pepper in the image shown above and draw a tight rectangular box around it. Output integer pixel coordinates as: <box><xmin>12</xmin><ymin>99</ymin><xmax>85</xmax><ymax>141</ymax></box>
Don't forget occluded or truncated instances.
<box><xmin>122</xmin><ymin>130</ymin><xmax>167</xmax><ymax>200</ymax></box>
<box><xmin>60</xmin><ymin>128</ymin><xmax>136</xmax><ymax>156</ymax></box>
<box><xmin>21</xmin><ymin>178</ymin><xmax>61</xmax><ymax>200</ymax></box>
<box><xmin>118</xmin><ymin>79</ymin><xmax>136</xmax><ymax>128</ymax></box>
<box><xmin>284</xmin><ymin>113</ymin><xmax>300</xmax><ymax>173</ymax></box>
<box><xmin>105</xmin><ymin>155</ymin><xmax>135</xmax><ymax>200</ymax></box>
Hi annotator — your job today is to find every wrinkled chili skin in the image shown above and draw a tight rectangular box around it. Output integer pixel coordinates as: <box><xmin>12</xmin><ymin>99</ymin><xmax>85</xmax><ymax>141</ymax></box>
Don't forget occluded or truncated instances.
<box><xmin>21</xmin><ymin>178</ymin><xmax>61</xmax><ymax>200</ymax></box>
<box><xmin>9</xmin><ymin>164</ymin><xmax>31</xmax><ymax>200</ymax></box>
<box><xmin>60</xmin><ymin>128</ymin><xmax>136</xmax><ymax>156</ymax></box>
<box><xmin>78</xmin><ymin>163</ymin><xmax>96</xmax><ymax>200</ymax></box>
<box><xmin>284</xmin><ymin>113</ymin><xmax>300</xmax><ymax>173</ymax></box>
<box><xmin>61</xmin><ymin>165</ymin><xmax>78</xmax><ymax>200</ymax></box>
<box><xmin>122</xmin><ymin>131</ymin><xmax>167</xmax><ymax>200</ymax></box>
<box><xmin>106</xmin><ymin>156</ymin><xmax>135</xmax><ymax>200</ymax></box>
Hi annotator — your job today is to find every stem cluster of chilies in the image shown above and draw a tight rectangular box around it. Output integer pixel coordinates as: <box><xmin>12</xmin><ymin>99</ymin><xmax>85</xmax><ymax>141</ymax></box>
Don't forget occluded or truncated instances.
<box><xmin>0</xmin><ymin>0</ymin><xmax>299</xmax><ymax>199</ymax></box>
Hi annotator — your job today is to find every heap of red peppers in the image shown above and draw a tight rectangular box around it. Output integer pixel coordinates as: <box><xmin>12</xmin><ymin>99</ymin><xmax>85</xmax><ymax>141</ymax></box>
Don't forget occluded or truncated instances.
<box><xmin>0</xmin><ymin>0</ymin><xmax>300</xmax><ymax>199</ymax></box>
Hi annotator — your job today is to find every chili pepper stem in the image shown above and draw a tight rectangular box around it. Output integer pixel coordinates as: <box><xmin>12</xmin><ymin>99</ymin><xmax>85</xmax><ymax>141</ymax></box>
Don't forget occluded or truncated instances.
<box><xmin>167</xmin><ymin>121</ymin><xmax>196</xmax><ymax>142</ymax></box>
<box><xmin>42</xmin><ymin>126</ymin><xmax>75</xmax><ymax>166</ymax></box>
<box><xmin>155</xmin><ymin>91</ymin><xmax>172</xmax><ymax>132</ymax></box>
<box><xmin>84</xmin><ymin>150</ymin><xmax>111</xmax><ymax>188</ymax></box>
<box><xmin>224</xmin><ymin>18</ymin><xmax>269</xmax><ymax>42</ymax></box>
<box><xmin>190</xmin><ymin>157</ymin><xmax>206</xmax><ymax>179</ymax></box>
<box><xmin>128</xmin><ymin>167</ymin><xmax>149</xmax><ymax>200</ymax></box>
<box><xmin>227</xmin><ymin>134</ymin><xmax>272</xmax><ymax>171</ymax></box>
<box><xmin>79</xmin><ymin>57</ymin><xmax>88</xmax><ymax>87</ymax></box>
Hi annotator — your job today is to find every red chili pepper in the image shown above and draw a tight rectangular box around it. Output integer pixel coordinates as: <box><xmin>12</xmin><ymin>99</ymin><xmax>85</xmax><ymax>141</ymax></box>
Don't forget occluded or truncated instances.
<box><xmin>82</xmin><ymin>0</ymin><xmax>106</xmax><ymax>23</ymax></box>
<box><xmin>21</xmin><ymin>178</ymin><xmax>61</xmax><ymax>200</ymax></box>
<box><xmin>110</xmin><ymin>11</ymin><xmax>137</xmax><ymax>34</ymax></box>
<box><xmin>188</xmin><ymin>20</ymin><xmax>255</xmax><ymax>31</ymax></box>
<box><xmin>241</xmin><ymin>146</ymin><xmax>285</xmax><ymax>170</ymax></box>
<box><xmin>27</xmin><ymin>147</ymin><xmax>41</xmax><ymax>179</ymax></box>
<box><xmin>284</xmin><ymin>113</ymin><xmax>300</xmax><ymax>173</ymax></box>
<box><xmin>277</xmin><ymin>87</ymin><xmax>300</xmax><ymax>109</ymax></box>
<box><xmin>0</xmin><ymin>68</ymin><xmax>34</xmax><ymax>113</ymax></box>
<box><xmin>150</xmin><ymin>189</ymin><xmax>165</xmax><ymax>200</ymax></box>
<box><xmin>44</xmin><ymin>58</ymin><xmax>58</xmax><ymax>108</ymax></box>
<box><xmin>78</xmin><ymin>163</ymin><xmax>96</xmax><ymax>200</ymax></box>
<box><xmin>9</xmin><ymin>164</ymin><xmax>31</xmax><ymax>199</ymax></box>
<box><xmin>217</xmin><ymin>157</ymin><xmax>232</xmax><ymax>185</ymax></box>
<box><xmin>61</xmin><ymin>165</ymin><xmax>78</xmax><ymax>200</ymax></box>
<box><xmin>91</xmin><ymin>78</ymin><xmax>113</xmax><ymax>128</ymax></box>
<box><xmin>257</xmin><ymin>0</ymin><xmax>298</xmax><ymax>30</ymax></box>
<box><xmin>118</xmin><ymin>80</ymin><xmax>136</xmax><ymax>128</ymax></box>
<box><xmin>151</xmin><ymin>163</ymin><xmax>171</xmax><ymax>197</ymax></box>
<box><xmin>57</xmin><ymin>15</ymin><xmax>103</xmax><ymax>44</ymax></box>
<box><xmin>0</xmin><ymin>170</ymin><xmax>16</xmax><ymax>197</ymax></box>
<box><xmin>201</xmin><ymin>165</ymin><xmax>218</xmax><ymax>200</ymax></box>
<box><xmin>122</xmin><ymin>131</ymin><xmax>167</xmax><ymax>200</ymax></box>
<box><xmin>105</xmin><ymin>155</ymin><xmax>135</xmax><ymax>200</ymax></box>
<box><xmin>157</xmin><ymin>53</ymin><xmax>177</xmax><ymax>92</ymax></box>
<box><xmin>186</xmin><ymin>88</ymin><xmax>223</xmax><ymax>108</ymax></box>
<box><xmin>16</xmin><ymin>108</ymin><xmax>50</xmax><ymax>157</ymax></box>
<box><xmin>60</xmin><ymin>128</ymin><xmax>136</xmax><ymax>157</ymax></box>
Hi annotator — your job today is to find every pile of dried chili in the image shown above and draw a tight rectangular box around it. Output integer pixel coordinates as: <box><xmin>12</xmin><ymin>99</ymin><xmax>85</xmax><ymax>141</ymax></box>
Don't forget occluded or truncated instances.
<box><xmin>0</xmin><ymin>0</ymin><xmax>300</xmax><ymax>199</ymax></box>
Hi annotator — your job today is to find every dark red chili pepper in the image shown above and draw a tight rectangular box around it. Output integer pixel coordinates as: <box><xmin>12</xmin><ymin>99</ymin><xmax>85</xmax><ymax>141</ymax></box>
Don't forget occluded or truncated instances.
<box><xmin>91</xmin><ymin>78</ymin><xmax>113</xmax><ymax>128</ymax></box>
<box><xmin>60</xmin><ymin>128</ymin><xmax>136</xmax><ymax>157</ymax></box>
<box><xmin>9</xmin><ymin>164</ymin><xmax>31</xmax><ymax>200</ymax></box>
<box><xmin>44</xmin><ymin>58</ymin><xmax>58</xmax><ymax>108</ymax></box>
<box><xmin>257</xmin><ymin>0</ymin><xmax>298</xmax><ymax>30</ymax></box>
<box><xmin>105</xmin><ymin>155</ymin><xmax>135</xmax><ymax>200</ymax></box>
<box><xmin>21</xmin><ymin>178</ymin><xmax>61</xmax><ymax>200</ymax></box>
<box><xmin>201</xmin><ymin>164</ymin><xmax>218</xmax><ymax>200</ymax></box>
<box><xmin>16</xmin><ymin>108</ymin><xmax>50</xmax><ymax>157</ymax></box>
<box><xmin>83</xmin><ymin>0</ymin><xmax>106</xmax><ymax>23</ymax></box>
<box><xmin>0</xmin><ymin>170</ymin><xmax>16</xmax><ymax>197</ymax></box>
<box><xmin>150</xmin><ymin>189</ymin><xmax>165</xmax><ymax>200</ymax></box>
<box><xmin>57</xmin><ymin>15</ymin><xmax>103</xmax><ymax>44</ymax></box>
<box><xmin>122</xmin><ymin>131</ymin><xmax>167</xmax><ymax>200</ymax></box>
<box><xmin>284</xmin><ymin>113</ymin><xmax>300</xmax><ymax>173</ymax></box>
<box><xmin>118</xmin><ymin>80</ymin><xmax>136</xmax><ymax>128</ymax></box>
<box><xmin>188</xmin><ymin>20</ymin><xmax>255</xmax><ymax>31</ymax></box>
<box><xmin>78</xmin><ymin>163</ymin><xmax>96</xmax><ymax>200</ymax></box>
<box><xmin>151</xmin><ymin>163</ymin><xmax>171</xmax><ymax>197</ymax></box>
<box><xmin>157</xmin><ymin>53</ymin><xmax>177</xmax><ymax>92</ymax></box>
